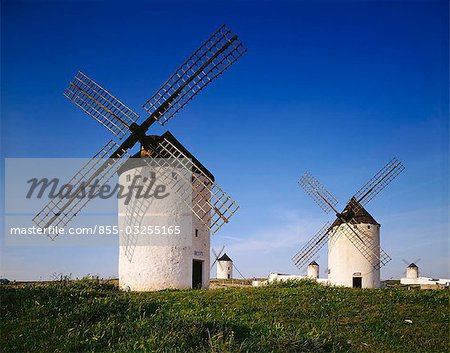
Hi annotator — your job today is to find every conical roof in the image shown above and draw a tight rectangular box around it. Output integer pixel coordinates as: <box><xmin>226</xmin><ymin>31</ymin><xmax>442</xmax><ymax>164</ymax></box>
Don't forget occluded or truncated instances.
<box><xmin>331</xmin><ymin>197</ymin><xmax>379</xmax><ymax>228</ymax></box>
<box><xmin>117</xmin><ymin>131</ymin><xmax>214</xmax><ymax>181</ymax></box>
<box><xmin>218</xmin><ymin>253</ymin><xmax>232</xmax><ymax>262</ymax></box>
<box><xmin>308</xmin><ymin>261</ymin><xmax>319</xmax><ymax>266</ymax></box>
<box><xmin>408</xmin><ymin>263</ymin><xmax>418</xmax><ymax>268</ymax></box>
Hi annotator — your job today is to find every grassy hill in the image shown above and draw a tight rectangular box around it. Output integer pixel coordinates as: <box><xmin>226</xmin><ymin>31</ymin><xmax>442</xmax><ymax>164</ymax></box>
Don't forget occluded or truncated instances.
<box><xmin>1</xmin><ymin>279</ymin><xmax>448</xmax><ymax>352</ymax></box>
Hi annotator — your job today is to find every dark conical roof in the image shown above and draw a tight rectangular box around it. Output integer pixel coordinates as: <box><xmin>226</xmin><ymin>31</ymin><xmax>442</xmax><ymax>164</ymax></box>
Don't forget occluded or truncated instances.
<box><xmin>117</xmin><ymin>131</ymin><xmax>214</xmax><ymax>181</ymax></box>
<box><xmin>331</xmin><ymin>197</ymin><xmax>379</xmax><ymax>228</ymax></box>
<box><xmin>308</xmin><ymin>261</ymin><xmax>319</xmax><ymax>266</ymax></box>
<box><xmin>408</xmin><ymin>263</ymin><xmax>418</xmax><ymax>268</ymax></box>
<box><xmin>218</xmin><ymin>253</ymin><xmax>232</xmax><ymax>262</ymax></box>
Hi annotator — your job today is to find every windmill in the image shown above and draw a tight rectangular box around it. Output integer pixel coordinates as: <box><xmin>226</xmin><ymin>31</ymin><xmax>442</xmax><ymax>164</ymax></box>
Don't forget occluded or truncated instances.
<box><xmin>402</xmin><ymin>258</ymin><xmax>421</xmax><ymax>279</ymax></box>
<box><xmin>306</xmin><ymin>259</ymin><xmax>320</xmax><ymax>279</ymax></box>
<box><xmin>293</xmin><ymin>158</ymin><xmax>405</xmax><ymax>288</ymax></box>
<box><xmin>33</xmin><ymin>25</ymin><xmax>245</xmax><ymax>235</ymax></box>
<box><xmin>211</xmin><ymin>246</ymin><xmax>246</xmax><ymax>280</ymax></box>
<box><xmin>32</xmin><ymin>25</ymin><xmax>247</xmax><ymax>290</ymax></box>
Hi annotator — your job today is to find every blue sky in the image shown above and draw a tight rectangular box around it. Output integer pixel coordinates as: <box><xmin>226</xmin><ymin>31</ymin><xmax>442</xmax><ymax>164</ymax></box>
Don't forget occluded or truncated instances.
<box><xmin>1</xmin><ymin>0</ymin><xmax>448</xmax><ymax>280</ymax></box>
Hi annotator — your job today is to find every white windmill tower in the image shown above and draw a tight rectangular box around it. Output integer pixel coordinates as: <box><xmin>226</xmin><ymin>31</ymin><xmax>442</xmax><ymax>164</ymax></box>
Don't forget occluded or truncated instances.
<box><xmin>327</xmin><ymin>200</ymin><xmax>381</xmax><ymax>288</ymax></box>
<box><xmin>32</xmin><ymin>25</ymin><xmax>246</xmax><ymax>291</ymax></box>
<box><xmin>406</xmin><ymin>263</ymin><xmax>419</xmax><ymax>279</ymax></box>
<box><xmin>307</xmin><ymin>261</ymin><xmax>320</xmax><ymax>279</ymax></box>
<box><xmin>211</xmin><ymin>246</ymin><xmax>233</xmax><ymax>279</ymax></box>
<box><xmin>216</xmin><ymin>253</ymin><xmax>233</xmax><ymax>279</ymax></box>
<box><xmin>293</xmin><ymin>158</ymin><xmax>405</xmax><ymax>288</ymax></box>
<box><xmin>402</xmin><ymin>259</ymin><xmax>421</xmax><ymax>279</ymax></box>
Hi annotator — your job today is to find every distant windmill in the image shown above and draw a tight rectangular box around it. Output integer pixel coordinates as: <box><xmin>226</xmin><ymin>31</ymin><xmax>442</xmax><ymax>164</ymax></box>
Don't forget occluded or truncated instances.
<box><xmin>33</xmin><ymin>25</ymin><xmax>247</xmax><ymax>290</ymax></box>
<box><xmin>216</xmin><ymin>253</ymin><xmax>234</xmax><ymax>279</ymax></box>
<box><xmin>402</xmin><ymin>258</ymin><xmax>421</xmax><ymax>279</ymax></box>
<box><xmin>301</xmin><ymin>256</ymin><xmax>321</xmax><ymax>277</ymax></box>
<box><xmin>293</xmin><ymin>158</ymin><xmax>405</xmax><ymax>288</ymax></box>
<box><xmin>211</xmin><ymin>246</ymin><xmax>246</xmax><ymax>280</ymax></box>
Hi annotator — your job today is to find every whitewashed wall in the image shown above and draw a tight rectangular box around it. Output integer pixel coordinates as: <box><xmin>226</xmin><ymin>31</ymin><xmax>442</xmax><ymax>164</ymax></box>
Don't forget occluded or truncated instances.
<box><xmin>217</xmin><ymin>260</ymin><xmax>233</xmax><ymax>279</ymax></box>
<box><xmin>118</xmin><ymin>165</ymin><xmax>210</xmax><ymax>291</ymax></box>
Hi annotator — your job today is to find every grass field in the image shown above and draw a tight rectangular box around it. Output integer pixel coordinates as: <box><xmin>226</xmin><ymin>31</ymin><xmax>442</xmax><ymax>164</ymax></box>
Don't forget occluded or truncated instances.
<box><xmin>1</xmin><ymin>279</ymin><xmax>448</xmax><ymax>352</ymax></box>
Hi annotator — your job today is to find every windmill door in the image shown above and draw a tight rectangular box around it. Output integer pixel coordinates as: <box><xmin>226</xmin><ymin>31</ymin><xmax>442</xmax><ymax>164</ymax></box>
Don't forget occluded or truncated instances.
<box><xmin>192</xmin><ymin>260</ymin><xmax>203</xmax><ymax>289</ymax></box>
<box><xmin>352</xmin><ymin>276</ymin><xmax>362</xmax><ymax>288</ymax></box>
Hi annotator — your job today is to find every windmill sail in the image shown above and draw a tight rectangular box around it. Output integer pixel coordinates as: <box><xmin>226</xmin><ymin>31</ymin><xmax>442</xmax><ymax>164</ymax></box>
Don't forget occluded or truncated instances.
<box><xmin>299</xmin><ymin>171</ymin><xmax>338</xmax><ymax>214</ymax></box>
<box><xmin>350</xmin><ymin>158</ymin><xmax>405</xmax><ymax>213</ymax></box>
<box><xmin>292</xmin><ymin>222</ymin><xmax>332</xmax><ymax>270</ymax></box>
<box><xmin>32</xmin><ymin>140</ymin><xmax>129</xmax><ymax>233</ymax></box>
<box><xmin>64</xmin><ymin>71</ymin><xmax>140</xmax><ymax>139</ymax></box>
<box><xmin>142</xmin><ymin>25</ymin><xmax>247</xmax><ymax>126</ymax></box>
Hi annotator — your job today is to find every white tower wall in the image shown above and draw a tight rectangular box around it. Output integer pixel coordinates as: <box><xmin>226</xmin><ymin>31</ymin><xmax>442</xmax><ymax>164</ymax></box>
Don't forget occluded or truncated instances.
<box><xmin>217</xmin><ymin>260</ymin><xmax>233</xmax><ymax>279</ymax></box>
<box><xmin>328</xmin><ymin>222</ymin><xmax>380</xmax><ymax>288</ymax></box>
<box><xmin>406</xmin><ymin>266</ymin><xmax>419</xmax><ymax>279</ymax></box>
<box><xmin>118</xmin><ymin>165</ymin><xmax>210</xmax><ymax>291</ymax></box>
<box><xmin>307</xmin><ymin>263</ymin><xmax>319</xmax><ymax>279</ymax></box>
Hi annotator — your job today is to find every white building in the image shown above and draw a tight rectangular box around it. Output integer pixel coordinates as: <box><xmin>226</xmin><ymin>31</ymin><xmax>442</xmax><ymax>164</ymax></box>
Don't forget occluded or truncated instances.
<box><xmin>217</xmin><ymin>253</ymin><xmax>233</xmax><ymax>279</ymax></box>
<box><xmin>328</xmin><ymin>199</ymin><xmax>381</xmax><ymax>288</ymax></box>
<box><xmin>267</xmin><ymin>261</ymin><xmax>327</xmax><ymax>285</ymax></box>
<box><xmin>118</xmin><ymin>132</ymin><xmax>211</xmax><ymax>291</ymax></box>
<box><xmin>267</xmin><ymin>272</ymin><xmax>329</xmax><ymax>285</ymax></box>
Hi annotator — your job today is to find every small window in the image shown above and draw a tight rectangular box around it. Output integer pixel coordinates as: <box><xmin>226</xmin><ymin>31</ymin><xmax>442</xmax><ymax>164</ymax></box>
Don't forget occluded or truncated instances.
<box><xmin>228</xmin><ymin>267</ymin><xmax>230</xmax><ymax>270</ymax></box>
<box><xmin>195</xmin><ymin>229</ymin><xmax>199</xmax><ymax>237</ymax></box>
<box><xmin>367</xmin><ymin>225</ymin><xmax>371</xmax><ymax>229</ymax></box>
<box><xmin>150</xmin><ymin>171</ymin><xmax>156</xmax><ymax>179</ymax></box>
<box><xmin>126</xmin><ymin>174</ymin><xmax>131</xmax><ymax>182</ymax></box>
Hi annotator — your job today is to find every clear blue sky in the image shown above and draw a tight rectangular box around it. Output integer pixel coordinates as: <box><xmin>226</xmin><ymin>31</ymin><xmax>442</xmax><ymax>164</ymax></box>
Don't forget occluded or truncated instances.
<box><xmin>1</xmin><ymin>0</ymin><xmax>448</xmax><ymax>280</ymax></box>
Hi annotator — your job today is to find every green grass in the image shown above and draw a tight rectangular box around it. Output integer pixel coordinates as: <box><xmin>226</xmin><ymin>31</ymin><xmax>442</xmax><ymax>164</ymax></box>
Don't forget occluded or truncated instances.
<box><xmin>1</xmin><ymin>279</ymin><xmax>448</xmax><ymax>352</ymax></box>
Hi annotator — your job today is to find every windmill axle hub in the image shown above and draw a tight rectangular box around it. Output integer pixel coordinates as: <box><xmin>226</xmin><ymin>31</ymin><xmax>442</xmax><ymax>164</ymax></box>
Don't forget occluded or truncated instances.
<box><xmin>336</xmin><ymin>209</ymin><xmax>355</xmax><ymax>222</ymax></box>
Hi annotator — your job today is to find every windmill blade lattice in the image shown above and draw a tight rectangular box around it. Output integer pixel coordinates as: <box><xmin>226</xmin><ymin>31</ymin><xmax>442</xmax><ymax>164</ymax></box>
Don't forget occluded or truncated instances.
<box><xmin>351</xmin><ymin>158</ymin><xmax>405</xmax><ymax>213</ymax></box>
<box><xmin>33</xmin><ymin>140</ymin><xmax>129</xmax><ymax>233</ymax></box>
<box><xmin>402</xmin><ymin>258</ymin><xmax>421</xmax><ymax>266</ymax></box>
<box><xmin>64</xmin><ymin>71</ymin><xmax>140</xmax><ymax>139</ymax></box>
<box><xmin>143</xmin><ymin>25</ymin><xmax>246</xmax><ymax>126</ymax></box>
<box><xmin>299</xmin><ymin>171</ymin><xmax>339</xmax><ymax>214</ymax></box>
<box><xmin>292</xmin><ymin>222</ymin><xmax>332</xmax><ymax>270</ymax></box>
